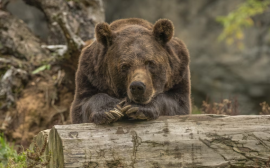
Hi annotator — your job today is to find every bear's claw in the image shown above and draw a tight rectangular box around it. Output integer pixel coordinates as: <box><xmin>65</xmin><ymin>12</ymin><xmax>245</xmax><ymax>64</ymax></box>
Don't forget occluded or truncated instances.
<box><xmin>102</xmin><ymin>99</ymin><xmax>151</xmax><ymax>124</ymax></box>
<box><xmin>117</xmin><ymin>100</ymin><xmax>149</xmax><ymax>120</ymax></box>
<box><xmin>126</xmin><ymin>107</ymin><xmax>139</xmax><ymax>115</ymax></box>
<box><xmin>105</xmin><ymin>112</ymin><xmax>115</xmax><ymax>119</ymax></box>
<box><xmin>103</xmin><ymin>104</ymin><xmax>127</xmax><ymax>124</ymax></box>
<box><xmin>129</xmin><ymin>112</ymin><xmax>148</xmax><ymax>120</ymax></box>
<box><xmin>120</xmin><ymin>105</ymin><xmax>132</xmax><ymax>113</ymax></box>
<box><xmin>110</xmin><ymin>109</ymin><xmax>123</xmax><ymax>117</ymax></box>
<box><xmin>125</xmin><ymin>106</ymin><xmax>149</xmax><ymax>120</ymax></box>
<box><xmin>118</xmin><ymin>99</ymin><xmax>126</xmax><ymax>106</ymax></box>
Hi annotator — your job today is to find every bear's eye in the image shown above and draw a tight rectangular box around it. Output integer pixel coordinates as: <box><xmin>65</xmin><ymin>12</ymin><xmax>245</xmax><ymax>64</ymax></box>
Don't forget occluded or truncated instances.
<box><xmin>145</xmin><ymin>61</ymin><xmax>155</xmax><ymax>69</ymax></box>
<box><xmin>121</xmin><ymin>64</ymin><xmax>130</xmax><ymax>72</ymax></box>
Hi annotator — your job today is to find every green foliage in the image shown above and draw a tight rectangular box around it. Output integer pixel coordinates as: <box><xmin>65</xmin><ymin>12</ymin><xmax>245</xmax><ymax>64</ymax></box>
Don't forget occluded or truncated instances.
<box><xmin>217</xmin><ymin>0</ymin><xmax>270</xmax><ymax>48</ymax></box>
<box><xmin>0</xmin><ymin>134</ymin><xmax>27</xmax><ymax>168</ymax></box>
<box><xmin>31</xmin><ymin>64</ymin><xmax>51</xmax><ymax>74</ymax></box>
<box><xmin>192</xmin><ymin>106</ymin><xmax>202</xmax><ymax>114</ymax></box>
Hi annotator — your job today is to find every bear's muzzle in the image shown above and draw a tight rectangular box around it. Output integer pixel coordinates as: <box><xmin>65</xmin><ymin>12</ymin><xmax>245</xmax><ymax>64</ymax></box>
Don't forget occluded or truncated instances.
<box><xmin>130</xmin><ymin>81</ymin><xmax>146</xmax><ymax>97</ymax></box>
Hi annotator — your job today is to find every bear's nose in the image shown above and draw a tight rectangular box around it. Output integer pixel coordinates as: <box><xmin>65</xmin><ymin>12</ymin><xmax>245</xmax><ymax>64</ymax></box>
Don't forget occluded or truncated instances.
<box><xmin>130</xmin><ymin>81</ymin><xmax>145</xmax><ymax>96</ymax></box>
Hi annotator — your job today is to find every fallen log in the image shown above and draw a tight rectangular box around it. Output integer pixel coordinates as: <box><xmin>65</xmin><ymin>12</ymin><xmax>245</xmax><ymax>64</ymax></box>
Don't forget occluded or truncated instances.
<box><xmin>29</xmin><ymin>115</ymin><xmax>270</xmax><ymax>167</ymax></box>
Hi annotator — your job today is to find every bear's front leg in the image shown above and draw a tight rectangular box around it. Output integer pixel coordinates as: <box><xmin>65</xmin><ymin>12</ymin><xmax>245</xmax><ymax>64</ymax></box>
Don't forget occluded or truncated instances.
<box><xmin>123</xmin><ymin>101</ymin><xmax>160</xmax><ymax>120</ymax></box>
<box><xmin>124</xmin><ymin>92</ymin><xmax>187</xmax><ymax>120</ymax></box>
<box><xmin>83</xmin><ymin>93</ymin><xmax>130</xmax><ymax>124</ymax></box>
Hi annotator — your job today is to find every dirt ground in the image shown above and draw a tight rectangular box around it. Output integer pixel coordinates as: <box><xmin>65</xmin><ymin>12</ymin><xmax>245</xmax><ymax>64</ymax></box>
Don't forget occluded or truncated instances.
<box><xmin>0</xmin><ymin>65</ymin><xmax>74</xmax><ymax>151</ymax></box>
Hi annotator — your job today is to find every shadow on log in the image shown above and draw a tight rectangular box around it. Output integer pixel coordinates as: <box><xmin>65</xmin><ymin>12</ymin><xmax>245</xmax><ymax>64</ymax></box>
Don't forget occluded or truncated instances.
<box><xmin>29</xmin><ymin>115</ymin><xmax>270</xmax><ymax>168</ymax></box>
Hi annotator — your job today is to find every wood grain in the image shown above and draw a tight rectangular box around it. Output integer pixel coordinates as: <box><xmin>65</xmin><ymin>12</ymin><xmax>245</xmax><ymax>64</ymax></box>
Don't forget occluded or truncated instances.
<box><xmin>30</xmin><ymin>115</ymin><xmax>270</xmax><ymax>168</ymax></box>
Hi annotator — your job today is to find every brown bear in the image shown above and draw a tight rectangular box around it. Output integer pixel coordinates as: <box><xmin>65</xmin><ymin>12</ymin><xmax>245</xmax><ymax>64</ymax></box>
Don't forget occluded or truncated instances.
<box><xmin>70</xmin><ymin>18</ymin><xmax>191</xmax><ymax>124</ymax></box>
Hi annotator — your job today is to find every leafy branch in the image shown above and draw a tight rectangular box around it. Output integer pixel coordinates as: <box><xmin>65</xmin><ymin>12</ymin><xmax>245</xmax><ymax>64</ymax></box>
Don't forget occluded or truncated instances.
<box><xmin>217</xmin><ymin>0</ymin><xmax>270</xmax><ymax>48</ymax></box>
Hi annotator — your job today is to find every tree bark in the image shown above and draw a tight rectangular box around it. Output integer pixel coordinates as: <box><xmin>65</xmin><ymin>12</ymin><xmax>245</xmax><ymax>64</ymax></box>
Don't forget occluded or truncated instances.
<box><xmin>29</xmin><ymin>115</ymin><xmax>270</xmax><ymax>168</ymax></box>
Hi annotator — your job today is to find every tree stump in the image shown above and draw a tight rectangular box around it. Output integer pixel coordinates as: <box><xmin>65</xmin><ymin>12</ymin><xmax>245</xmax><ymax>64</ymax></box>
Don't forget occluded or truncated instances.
<box><xmin>29</xmin><ymin>115</ymin><xmax>270</xmax><ymax>167</ymax></box>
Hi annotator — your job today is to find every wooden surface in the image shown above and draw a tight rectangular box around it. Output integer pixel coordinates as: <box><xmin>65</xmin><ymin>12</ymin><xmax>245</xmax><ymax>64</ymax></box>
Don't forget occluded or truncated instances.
<box><xmin>30</xmin><ymin>115</ymin><xmax>270</xmax><ymax>168</ymax></box>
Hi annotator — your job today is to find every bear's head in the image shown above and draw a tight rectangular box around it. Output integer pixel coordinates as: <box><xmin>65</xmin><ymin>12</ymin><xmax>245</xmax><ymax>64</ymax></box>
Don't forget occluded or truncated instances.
<box><xmin>92</xmin><ymin>19</ymin><xmax>188</xmax><ymax>104</ymax></box>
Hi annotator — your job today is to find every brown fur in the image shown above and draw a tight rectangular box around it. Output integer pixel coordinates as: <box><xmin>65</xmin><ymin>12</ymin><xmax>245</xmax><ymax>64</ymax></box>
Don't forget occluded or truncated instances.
<box><xmin>70</xmin><ymin>18</ymin><xmax>191</xmax><ymax>124</ymax></box>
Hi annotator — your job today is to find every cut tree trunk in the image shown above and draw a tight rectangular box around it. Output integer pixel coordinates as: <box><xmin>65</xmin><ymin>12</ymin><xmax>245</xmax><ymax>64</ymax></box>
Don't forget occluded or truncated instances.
<box><xmin>29</xmin><ymin>115</ymin><xmax>270</xmax><ymax>168</ymax></box>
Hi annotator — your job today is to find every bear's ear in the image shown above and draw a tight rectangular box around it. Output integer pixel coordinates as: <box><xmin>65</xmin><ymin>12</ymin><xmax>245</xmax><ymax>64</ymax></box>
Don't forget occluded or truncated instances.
<box><xmin>153</xmin><ymin>19</ymin><xmax>174</xmax><ymax>44</ymax></box>
<box><xmin>95</xmin><ymin>22</ymin><xmax>113</xmax><ymax>47</ymax></box>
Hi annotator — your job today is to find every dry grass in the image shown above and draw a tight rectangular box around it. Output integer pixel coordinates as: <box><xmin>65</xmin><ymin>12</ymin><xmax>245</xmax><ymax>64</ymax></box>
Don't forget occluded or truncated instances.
<box><xmin>201</xmin><ymin>97</ymin><xmax>239</xmax><ymax>115</ymax></box>
<box><xmin>26</xmin><ymin>136</ymin><xmax>50</xmax><ymax>168</ymax></box>
<box><xmin>200</xmin><ymin>97</ymin><xmax>270</xmax><ymax>116</ymax></box>
<box><xmin>260</xmin><ymin>102</ymin><xmax>270</xmax><ymax>115</ymax></box>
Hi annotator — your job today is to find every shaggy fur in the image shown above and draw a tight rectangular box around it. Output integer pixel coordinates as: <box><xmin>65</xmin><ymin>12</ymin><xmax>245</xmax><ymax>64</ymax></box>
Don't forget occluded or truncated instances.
<box><xmin>70</xmin><ymin>18</ymin><xmax>191</xmax><ymax>124</ymax></box>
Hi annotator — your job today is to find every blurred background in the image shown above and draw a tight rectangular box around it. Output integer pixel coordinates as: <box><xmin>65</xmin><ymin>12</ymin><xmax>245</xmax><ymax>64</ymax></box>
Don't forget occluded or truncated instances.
<box><xmin>0</xmin><ymin>0</ymin><xmax>270</xmax><ymax>164</ymax></box>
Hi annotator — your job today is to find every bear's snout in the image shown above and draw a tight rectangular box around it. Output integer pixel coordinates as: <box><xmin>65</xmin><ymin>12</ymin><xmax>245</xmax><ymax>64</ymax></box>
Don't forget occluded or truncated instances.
<box><xmin>127</xmin><ymin>68</ymin><xmax>154</xmax><ymax>104</ymax></box>
<box><xmin>130</xmin><ymin>81</ymin><xmax>146</xmax><ymax>96</ymax></box>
